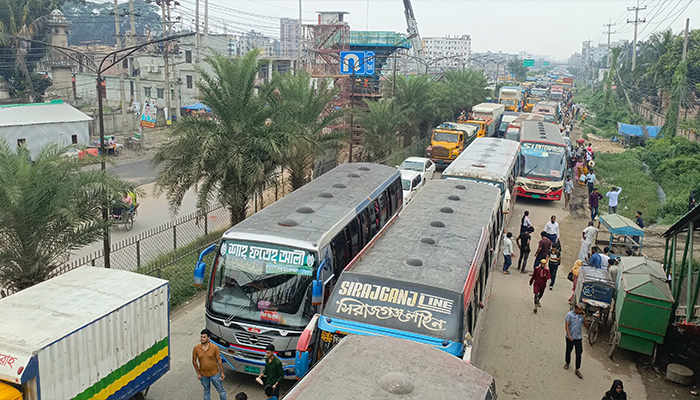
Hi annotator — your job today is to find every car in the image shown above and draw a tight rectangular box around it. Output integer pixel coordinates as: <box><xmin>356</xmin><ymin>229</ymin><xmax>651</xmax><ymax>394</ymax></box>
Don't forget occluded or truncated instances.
<box><xmin>401</xmin><ymin>170</ymin><xmax>424</xmax><ymax>205</ymax></box>
<box><xmin>397</xmin><ymin>156</ymin><xmax>435</xmax><ymax>184</ymax></box>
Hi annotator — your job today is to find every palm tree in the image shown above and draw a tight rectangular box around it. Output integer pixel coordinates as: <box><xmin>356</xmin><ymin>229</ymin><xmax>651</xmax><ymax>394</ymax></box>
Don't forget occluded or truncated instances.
<box><xmin>355</xmin><ymin>99</ymin><xmax>403</xmax><ymax>162</ymax></box>
<box><xmin>442</xmin><ymin>70</ymin><xmax>489</xmax><ymax>117</ymax></box>
<box><xmin>153</xmin><ymin>51</ymin><xmax>288</xmax><ymax>226</ymax></box>
<box><xmin>266</xmin><ymin>72</ymin><xmax>344</xmax><ymax>191</ymax></box>
<box><xmin>392</xmin><ymin>75</ymin><xmax>440</xmax><ymax>143</ymax></box>
<box><xmin>0</xmin><ymin>141</ymin><xmax>135</xmax><ymax>292</ymax></box>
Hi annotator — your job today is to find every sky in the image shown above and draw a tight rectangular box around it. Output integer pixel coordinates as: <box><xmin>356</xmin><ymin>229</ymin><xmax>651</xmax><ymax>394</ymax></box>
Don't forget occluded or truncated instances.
<box><xmin>107</xmin><ymin>0</ymin><xmax>698</xmax><ymax>60</ymax></box>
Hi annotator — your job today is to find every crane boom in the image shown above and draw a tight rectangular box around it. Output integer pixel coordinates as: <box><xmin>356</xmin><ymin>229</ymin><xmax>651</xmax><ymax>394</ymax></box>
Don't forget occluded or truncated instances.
<box><xmin>402</xmin><ymin>0</ymin><xmax>425</xmax><ymax>66</ymax></box>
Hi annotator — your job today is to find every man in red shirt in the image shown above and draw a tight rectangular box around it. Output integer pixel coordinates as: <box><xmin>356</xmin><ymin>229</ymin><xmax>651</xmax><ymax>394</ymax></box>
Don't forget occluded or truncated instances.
<box><xmin>533</xmin><ymin>231</ymin><xmax>552</xmax><ymax>270</ymax></box>
<box><xmin>530</xmin><ymin>259</ymin><xmax>551</xmax><ymax>313</ymax></box>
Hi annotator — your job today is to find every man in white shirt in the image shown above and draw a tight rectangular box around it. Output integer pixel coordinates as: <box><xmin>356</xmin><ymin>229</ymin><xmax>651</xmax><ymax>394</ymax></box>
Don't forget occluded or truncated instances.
<box><xmin>564</xmin><ymin>176</ymin><xmax>574</xmax><ymax>210</ymax></box>
<box><xmin>605</xmin><ymin>186</ymin><xmax>622</xmax><ymax>214</ymax></box>
<box><xmin>544</xmin><ymin>215</ymin><xmax>560</xmax><ymax>245</ymax></box>
<box><xmin>585</xmin><ymin>171</ymin><xmax>597</xmax><ymax>195</ymax></box>
<box><xmin>578</xmin><ymin>221</ymin><xmax>598</xmax><ymax>261</ymax></box>
<box><xmin>502</xmin><ymin>232</ymin><xmax>514</xmax><ymax>274</ymax></box>
<box><xmin>600</xmin><ymin>246</ymin><xmax>611</xmax><ymax>271</ymax></box>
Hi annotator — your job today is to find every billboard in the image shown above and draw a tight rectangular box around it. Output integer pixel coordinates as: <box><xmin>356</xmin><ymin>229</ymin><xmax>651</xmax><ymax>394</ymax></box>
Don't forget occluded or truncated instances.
<box><xmin>140</xmin><ymin>97</ymin><xmax>157</xmax><ymax>129</ymax></box>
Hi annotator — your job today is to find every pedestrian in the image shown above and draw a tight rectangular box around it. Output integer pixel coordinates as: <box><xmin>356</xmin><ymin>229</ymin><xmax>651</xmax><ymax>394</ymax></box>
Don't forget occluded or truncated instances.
<box><xmin>564</xmin><ymin>304</ymin><xmax>589</xmax><ymax>379</ymax></box>
<box><xmin>548</xmin><ymin>245</ymin><xmax>561</xmax><ymax>290</ymax></box>
<box><xmin>632</xmin><ymin>210</ymin><xmax>644</xmax><ymax>253</ymax></box>
<box><xmin>578</xmin><ymin>221</ymin><xmax>598</xmax><ymax>260</ymax></box>
<box><xmin>235</xmin><ymin>394</ymin><xmax>248</xmax><ymax>400</ymax></box>
<box><xmin>605</xmin><ymin>186</ymin><xmax>621</xmax><ymax>214</ymax></box>
<box><xmin>564</xmin><ymin>176</ymin><xmax>574</xmax><ymax>210</ymax></box>
<box><xmin>581</xmin><ymin>113</ymin><xmax>586</xmax><ymax>126</ymax></box>
<box><xmin>589</xmin><ymin>246</ymin><xmax>602</xmax><ymax>268</ymax></box>
<box><xmin>600</xmin><ymin>247</ymin><xmax>611</xmax><ymax>271</ymax></box>
<box><xmin>585</xmin><ymin>170</ymin><xmax>597</xmax><ymax>195</ymax></box>
<box><xmin>533</xmin><ymin>231</ymin><xmax>552</xmax><ymax>270</ymax></box>
<box><xmin>516</xmin><ymin>226</ymin><xmax>534</xmax><ymax>273</ymax></box>
<box><xmin>601</xmin><ymin>379</ymin><xmax>627</xmax><ymax>400</ymax></box>
<box><xmin>690</xmin><ymin>190</ymin><xmax>697</xmax><ymax>211</ymax></box>
<box><xmin>544</xmin><ymin>215</ymin><xmax>560</xmax><ymax>245</ymax></box>
<box><xmin>568</xmin><ymin>259</ymin><xmax>583</xmax><ymax>303</ymax></box>
<box><xmin>589</xmin><ymin>188</ymin><xmax>603</xmax><ymax>221</ymax></box>
<box><xmin>502</xmin><ymin>232</ymin><xmax>513</xmax><ymax>274</ymax></box>
<box><xmin>530</xmin><ymin>259</ymin><xmax>551</xmax><ymax>313</ymax></box>
<box><xmin>264</xmin><ymin>386</ymin><xmax>278</xmax><ymax>400</ymax></box>
<box><xmin>520</xmin><ymin>210</ymin><xmax>532</xmax><ymax>233</ymax></box>
<box><xmin>193</xmin><ymin>329</ymin><xmax>227</xmax><ymax>400</ymax></box>
<box><xmin>256</xmin><ymin>344</ymin><xmax>283</xmax><ymax>399</ymax></box>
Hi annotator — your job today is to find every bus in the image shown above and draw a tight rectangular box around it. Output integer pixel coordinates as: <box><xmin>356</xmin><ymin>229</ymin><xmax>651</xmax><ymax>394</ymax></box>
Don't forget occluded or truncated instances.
<box><xmin>516</xmin><ymin>120</ymin><xmax>567</xmax><ymax>201</ymax></box>
<box><xmin>504</xmin><ymin>113</ymin><xmax>546</xmax><ymax>142</ymax></box>
<box><xmin>193</xmin><ymin>163</ymin><xmax>403</xmax><ymax>379</ymax></box>
<box><xmin>532</xmin><ymin>100</ymin><xmax>560</xmax><ymax>123</ymax></box>
<box><xmin>442</xmin><ymin>137</ymin><xmax>521</xmax><ymax>221</ymax></box>
<box><xmin>294</xmin><ymin>179</ymin><xmax>503</xmax><ymax>376</ymax></box>
<box><xmin>285</xmin><ymin>335</ymin><xmax>497</xmax><ymax>400</ymax></box>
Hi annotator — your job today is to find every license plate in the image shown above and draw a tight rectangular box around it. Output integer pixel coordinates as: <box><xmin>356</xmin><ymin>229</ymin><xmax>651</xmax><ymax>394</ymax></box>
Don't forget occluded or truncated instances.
<box><xmin>532</xmin><ymin>195</ymin><xmax>540</xmax><ymax>199</ymax></box>
<box><xmin>244</xmin><ymin>365</ymin><xmax>260</xmax><ymax>374</ymax></box>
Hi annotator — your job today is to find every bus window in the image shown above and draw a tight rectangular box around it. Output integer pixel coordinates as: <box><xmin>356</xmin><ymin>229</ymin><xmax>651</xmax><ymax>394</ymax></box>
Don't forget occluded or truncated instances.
<box><xmin>388</xmin><ymin>182</ymin><xmax>397</xmax><ymax>215</ymax></box>
<box><xmin>359</xmin><ymin>209</ymin><xmax>369</xmax><ymax>247</ymax></box>
<box><xmin>348</xmin><ymin>219</ymin><xmax>360</xmax><ymax>259</ymax></box>
<box><xmin>394</xmin><ymin>179</ymin><xmax>403</xmax><ymax>210</ymax></box>
<box><xmin>371</xmin><ymin>199</ymin><xmax>379</xmax><ymax>235</ymax></box>
<box><xmin>332</xmin><ymin>231</ymin><xmax>348</xmax><ymax>275</ymax></box>
<box><xmin>378</xmin><ymin>192</ymin><xmax>388</xmax><ymax>228</ymax></box>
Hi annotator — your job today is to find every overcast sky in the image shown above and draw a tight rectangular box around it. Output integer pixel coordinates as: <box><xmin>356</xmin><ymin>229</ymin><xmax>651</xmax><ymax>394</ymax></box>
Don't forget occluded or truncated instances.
<box><xmin>110</xmin><ymin>0</ymin><xmax>698</xmax><ymax>60</ymax></box>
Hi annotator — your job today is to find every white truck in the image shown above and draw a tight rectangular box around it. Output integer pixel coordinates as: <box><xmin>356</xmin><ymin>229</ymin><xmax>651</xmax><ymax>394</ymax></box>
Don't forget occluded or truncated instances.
<box><xmin>471</xmin><ymin>103</ymin><xmax>506</xmax><ymax>137</ymax></box>
<box><xmin>498</xmin><ymin>85</ymin><xmax>522</xmax><ymax>112</ymax></box>
<box><xmin>0</xmin><ymin>267</ymin><xmax>170</xmax><ymax>400</ymax></box>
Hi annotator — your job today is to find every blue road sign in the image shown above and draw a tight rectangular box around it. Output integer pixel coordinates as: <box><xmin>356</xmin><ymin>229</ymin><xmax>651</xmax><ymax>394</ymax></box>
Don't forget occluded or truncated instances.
<box><xmin>339</xmin><ymin>51</ymin><xmax>375</xmax><ymax>76</ymax></box>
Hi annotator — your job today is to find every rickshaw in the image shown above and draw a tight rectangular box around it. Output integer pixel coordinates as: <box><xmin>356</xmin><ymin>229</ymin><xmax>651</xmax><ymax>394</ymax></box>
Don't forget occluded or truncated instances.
<box><xmin>573</xmin><ymin>265</ymin><xmax>616</xmax><ymax>344</ymax></box>
<box><xmin>608</xmin><ymin>257</ymin><xmax>673</xmax><ymax>361</ymax></box>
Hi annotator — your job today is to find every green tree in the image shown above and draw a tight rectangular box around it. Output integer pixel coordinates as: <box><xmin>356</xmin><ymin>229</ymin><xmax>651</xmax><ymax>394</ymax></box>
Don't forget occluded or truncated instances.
<box><xmin>355</xmin><ymin>99</ymin><xmax>403</xmax><ymax>162</ymax></box>
<box><xmin>153</xmin><ymin>51</ymin><xmax>288</xmax><ymax>225</ymax></box>
<box><xmin>441</xmin><ymin>70</ymin><xmax>489</xmax><ymax>117</ymax></box>
<box><xmin>507</xmin><ymin>57</ymin><xmax>528</xmax><ymax>81</ymax></box>
<box><xmin>392</xmin><ymin>75</ymin><xmax>441</xmax><ymax>143</ymax></box>
<box><xmin>267</xmin><ymin>72</ymin><xmax>344</xmax><ymax>190</ymax></box>
<box><xmin>0</xmin><ymin>141</ymin><xmax>134</xmax><ymax>292</ymax></box>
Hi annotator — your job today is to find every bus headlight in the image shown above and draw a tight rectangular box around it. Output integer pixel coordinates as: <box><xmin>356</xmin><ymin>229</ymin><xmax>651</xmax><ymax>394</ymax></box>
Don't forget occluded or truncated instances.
<box><xmin>451</xmin><ymin>154</ymin><xmax>458</xmax><ymax>158</ymax></box>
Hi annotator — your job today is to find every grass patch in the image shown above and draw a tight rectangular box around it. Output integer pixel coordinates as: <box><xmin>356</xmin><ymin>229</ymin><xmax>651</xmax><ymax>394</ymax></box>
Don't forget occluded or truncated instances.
<box><xmin>137</xmin><ymin>228</ymin><xmax>227</xmax><ymax>309</ymax></box>
<box><xmin>582</xmin><ymin>131</ymin><xmax>589</xmax><ymax>140</ymax></box>
<box><xmin>594</xmin><ymin>151</ymin><xmax>661</xmax><ymax>223</ymax></box>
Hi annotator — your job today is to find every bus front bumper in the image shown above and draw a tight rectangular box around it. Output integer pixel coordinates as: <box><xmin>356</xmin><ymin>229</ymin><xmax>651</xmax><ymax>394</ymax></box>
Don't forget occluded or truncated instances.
<box><xmin>515</xmin><ymin>186</ymin><xmax>562</xmax><ymax>201</ymax></box>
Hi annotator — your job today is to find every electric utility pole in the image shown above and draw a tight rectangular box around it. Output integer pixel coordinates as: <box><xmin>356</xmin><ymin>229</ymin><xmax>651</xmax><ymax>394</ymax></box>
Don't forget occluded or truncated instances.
<box><xmin>195</xmin><ymin>0</ymin><xmax>199</xmax><ymax>97</ymax></box>
<box><xmin>114</xmin><ymin>0</ymin><xmax>128</xmax><ymax>130</ymax></box>
<box><xmin>129</xmin><ymin>0</ymin><xmax>142</xmax><ymax>105</ymax></box>
<box><xmin>604</xmin><ymin>19</ymin><xmax>616</xmax><ymax>68</ymax></box>
<box><xmin>676</xmin><ymin>18</ymin><xmax>690</xmax><ymax>137</ymax></box>
<box><xmin>627</xmin><ymin>0</ymin><xmax>646</xmax><ymax>72</ymax></box>
<box><xmin>159</xmin><ymin>2</ymin><xmax>172</xmax><ymax>126</ymax></box>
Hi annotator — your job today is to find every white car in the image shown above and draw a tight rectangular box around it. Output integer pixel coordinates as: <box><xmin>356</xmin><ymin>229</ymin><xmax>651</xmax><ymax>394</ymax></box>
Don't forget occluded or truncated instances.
<box><xmin>398</xmin><ymin>157</ymin><xmax>436</xmax><ymax>184</ymax></box>
<box><xmin>401</xmin><ymin>170</ymin><xmax>424</xmax><ymax>205</ymax></box>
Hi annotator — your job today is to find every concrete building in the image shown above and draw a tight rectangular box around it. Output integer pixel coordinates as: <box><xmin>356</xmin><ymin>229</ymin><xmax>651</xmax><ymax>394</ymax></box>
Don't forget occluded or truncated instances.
<box><xmin>422</xmin><ymin>35</ymin><xmax>471</xmax><ymax>71</ymax></box>
<box><xmin>228</xmin><ymin>31</ymin><xmax>279</xmax><ymax>58</ymax></box>
<box><xmin>41</xmin><ymin>9</ymin><xmax>75</xmax><ymax>101</ymax></box>
<box><xmin>280</xmin><ymin>18</ymin><xmax>301</xmax><ymax>58</ymax></box>
<box><xmin>0</xmin><ymin>100</ymin><xmax>91</xmax><ymax>156</ymax></box>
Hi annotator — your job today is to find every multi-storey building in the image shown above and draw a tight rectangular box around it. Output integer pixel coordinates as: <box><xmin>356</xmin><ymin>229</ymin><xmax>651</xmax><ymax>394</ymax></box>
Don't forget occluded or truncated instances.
<box><xmin>280</xmin><ymin>18</ymin><xmax>301</xmax><ymax>59</ymax></box>
<box><xmin>422</xmin><ymin>35</ymin><xmax>471</xmax><ymax>71</ymax></box>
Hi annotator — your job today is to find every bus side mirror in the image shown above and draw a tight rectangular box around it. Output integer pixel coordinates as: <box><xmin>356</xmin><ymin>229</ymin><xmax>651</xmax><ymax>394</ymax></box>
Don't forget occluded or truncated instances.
<box><xmin>311</xmin><ymin>260</ymin><xmax>328</xmax><ymax>307</ymax></box>
<box><xmin>503</xmin><ymin>191</ymin><xmax>511</xmax><ymax>215</ymax></box>
<box><xmin>194</xmin><ymin>243</ymin><xmax>217</xmax><ymax>287</ymax></box>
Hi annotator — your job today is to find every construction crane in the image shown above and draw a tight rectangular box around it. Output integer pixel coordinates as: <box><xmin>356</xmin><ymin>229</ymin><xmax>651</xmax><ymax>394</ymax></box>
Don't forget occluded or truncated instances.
<box><xmin>402</xmin><ymin>0</ymin><xmax>426</xmax><ymax>71</ymax></box>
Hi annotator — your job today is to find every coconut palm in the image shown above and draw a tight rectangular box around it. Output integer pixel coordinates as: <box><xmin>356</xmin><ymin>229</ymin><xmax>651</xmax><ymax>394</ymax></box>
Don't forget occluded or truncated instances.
<box><xmin>355</xmin><ymin>99</ymin><xmax>404</xmax><ymax>162</ymax></box>
<box><xmin>442</xmin><ymin>70</ymin><xmax>489</xmax><ymax>117</ymax></box>
<box><xmin>153</xmin><ymin>51</ymin><xmax>288</xmax><ymax>225</ymax></box>
<box><xmin>266</xmin><ymin>72</ymin><xmax>345</xmax><ymax>190</ymax></box>
<box><xmin>392</xmin><ymin>75</ymin><xmax>439</xmax><ymax>143</ymax></box>
<box><xmin>0</xmin><ymin>141</ymin><xmax>135</xmax><ymax>292</ymax></box>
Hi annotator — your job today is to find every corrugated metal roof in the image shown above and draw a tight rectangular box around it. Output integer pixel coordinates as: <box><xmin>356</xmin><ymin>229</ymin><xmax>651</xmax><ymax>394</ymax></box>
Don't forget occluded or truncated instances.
<box><xmin>0</xmin><ymin>100</ymin><xmax>92</xmax><ymax>127</ymax></box>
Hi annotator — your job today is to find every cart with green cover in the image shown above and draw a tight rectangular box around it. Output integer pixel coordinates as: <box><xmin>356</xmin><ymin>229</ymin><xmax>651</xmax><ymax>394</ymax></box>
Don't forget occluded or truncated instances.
<box><xmin>608</xmin><ymin>257</ymin><xmax>674</xmax><ymax>360</ymax></box>
<box><xmin>573</xmin><ymin>265</ymin><xmax>616</xmax><ymax>344</ymax></box>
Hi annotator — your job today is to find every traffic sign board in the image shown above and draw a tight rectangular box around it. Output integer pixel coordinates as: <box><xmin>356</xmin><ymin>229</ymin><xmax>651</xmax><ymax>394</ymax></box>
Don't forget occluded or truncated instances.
<box><xmin>543</xmin><ymin>61</ymin><xmax>550</xmax><ymax>66</ymax></box>
<box><xmin>339</xmin><ymin>51</ymin><xmax>376</xmax><ymax>76</ymax></box>
<box><xmin>523</xmin><ymin>59</ymin><xmax>535</xmax><ymax>67</ymax></box>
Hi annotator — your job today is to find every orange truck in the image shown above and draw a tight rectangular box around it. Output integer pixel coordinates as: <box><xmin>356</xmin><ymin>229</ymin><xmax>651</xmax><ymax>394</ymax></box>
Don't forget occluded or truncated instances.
<box><xmin>425</xmin><ymin>122</ymin><xmax>479</xmax><ymax>166</ymax></box>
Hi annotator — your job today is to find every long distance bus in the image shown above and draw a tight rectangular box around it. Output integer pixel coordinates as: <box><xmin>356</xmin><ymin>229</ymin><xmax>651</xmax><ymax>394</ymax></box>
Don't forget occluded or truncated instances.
<box><xmin>532</xmin><ymin>100</ymin><xmax>560</xmax><ymax>123</ymax></box>
<box><xmin>286</xmin><ymin>335</ymin><xmax>497</xmax><ymax>400</ymax></box>
<box><xmin>442</xmin><ymin>137</ymin><xmax>521</xmax><ymax>222</ymax></box>
<box><xmin>295</xmin><ymin>179</ymin><xmax>503</xmax><ymax>376</ymax></box>
<box><xmin>516</xmin><ymin>120</ymin><xmax>567</xmax><ymax>201</ymax></box>
<box><xmin>194</xmin><ymin>163</ymin><xmax>403</xmax><ymax>379</ymax></box>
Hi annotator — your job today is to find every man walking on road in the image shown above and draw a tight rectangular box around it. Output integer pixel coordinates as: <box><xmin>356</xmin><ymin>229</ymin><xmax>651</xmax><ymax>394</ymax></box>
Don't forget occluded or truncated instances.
<box><xmin>516</xmin><ymin>226</ymin><xmax>534</xmax><ymax>273</ymax></box>
<box><xmin>579</xmin><ymin>221</ymin><xmax>598</xmax><ymax>260</ymax></box>
<box><xmin>544</xmin><ymin>215</ymin><xmax>560</xmax><ymax>245</ymax></box>
<box><xmin>256</xmin><ymin>344</ymin><xmax>283</xmax><ymax>399</ymax></box>
<box><xmin>563</xmin><ymin>176</ymin><xmax>574</xmax><ymax>210</ymax></box>
<box><xmin>193</xmin><ymin>329</ymin><xmax>227</xmax><ymax>400</ymax></box>
<box><xmin>589</xmin><ymin>188</ymin><xmax>603</xmax><ymax>221</ymax></box>
<box><xmin>606</xmin><ymin>186</ymin><xmax>621</xmax><ymax>214</ymax></box>
<box><xmin>502</xmin><ymin>232</ymin><xmax>514</xmax><ymax>274</ymax></box>
<box><xmin>530</xmin><ymin>259</ymin><xmax>551</xmax><ymax>313</ymax></box>
<box><xmin>548</xmin><ymin>246</ymin><xmax>561</xmax><ymax>290</ymax></box>
<box><xmin>533</xmin><ymin>231</ymin><xmax>552</xmax><ymax>270</ymax></box>
<box><xmin>565</xmin><ymin>305</ymin><xmax>590</xmax><ymax>379</ymax></box>
<box><xmin>585</xmin><ymin>170</ymin><xmax>597</xmax><ymax>195</ymax></box>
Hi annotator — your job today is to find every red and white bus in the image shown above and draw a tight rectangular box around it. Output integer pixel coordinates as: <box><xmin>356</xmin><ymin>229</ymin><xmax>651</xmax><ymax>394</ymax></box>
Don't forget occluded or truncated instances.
<box><xmin>516</xmin><ymin>120</ymin><xmax>567</xmax><ymax>201</ymax></box>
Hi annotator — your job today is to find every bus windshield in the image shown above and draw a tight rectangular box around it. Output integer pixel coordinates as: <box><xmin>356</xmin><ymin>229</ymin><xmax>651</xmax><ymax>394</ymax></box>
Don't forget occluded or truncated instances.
<box><xmin>520</xmin><ymin>142</ymin><xmax>566</xmax><ymax>180</ymax></box>
<box><xmin>433</xmin><ymin>131</ymin><xmax>459</xmax><ymax>143</ymax></box>
<box><xmin>210</xmin><ymin>240</ymin><xmax>317</xmax><ymax>330</ymax></box>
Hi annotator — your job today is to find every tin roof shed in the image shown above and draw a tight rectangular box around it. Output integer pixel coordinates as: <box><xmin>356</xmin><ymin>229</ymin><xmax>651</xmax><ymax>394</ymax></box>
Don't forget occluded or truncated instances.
<box><xmin>0</xmin><ymin>99</ymin><xmax>91</xmax><ymax>127</ymax></box>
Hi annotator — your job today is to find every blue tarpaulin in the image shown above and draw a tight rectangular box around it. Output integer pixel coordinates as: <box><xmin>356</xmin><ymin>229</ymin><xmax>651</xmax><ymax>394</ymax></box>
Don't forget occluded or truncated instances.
<box><xmin>617</xmin><ymin>123</ymin><xmax>661</xmax><ymax>139</ymax></box>
<box><xmin>182</xmin><ymin>102</ymin><xmax>212</xmax><ymax>112</ymax></box>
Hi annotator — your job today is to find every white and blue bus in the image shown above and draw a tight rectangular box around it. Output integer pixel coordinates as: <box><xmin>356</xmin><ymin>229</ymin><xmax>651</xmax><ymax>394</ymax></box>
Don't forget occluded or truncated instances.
<box><xmin>194</xmin><ymin>163</ymin><xmax>403</xmax><ymax>379</ymax></box>
<box><xmin>295</xmin><ymin>179</ymin><xmax>504</xmax><ymax>376</ymax></box>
